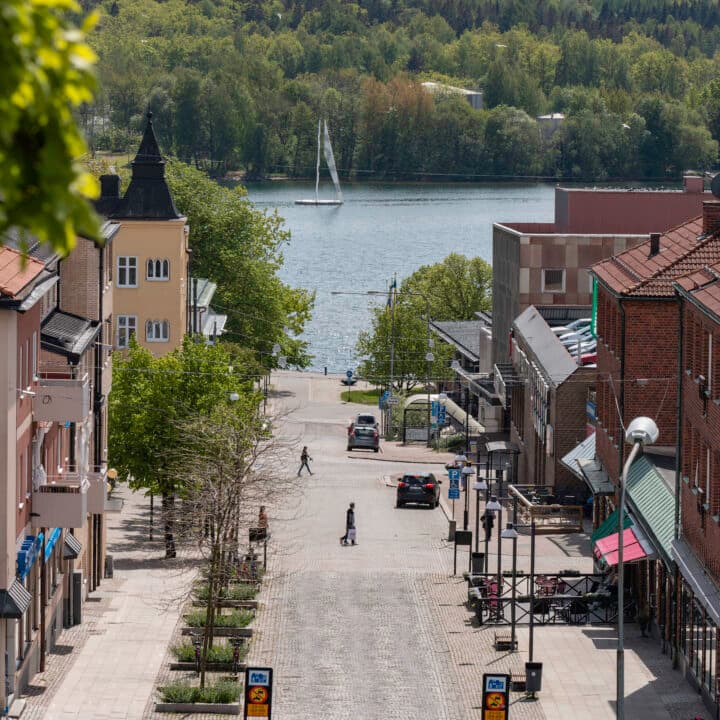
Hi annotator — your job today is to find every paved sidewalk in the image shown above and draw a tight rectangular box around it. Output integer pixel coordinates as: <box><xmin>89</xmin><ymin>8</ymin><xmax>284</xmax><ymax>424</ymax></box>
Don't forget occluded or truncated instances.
<box><xmin>22</xmin><ymin>487</ymin><xmax>194</xmax><ymax>720</ymax></box>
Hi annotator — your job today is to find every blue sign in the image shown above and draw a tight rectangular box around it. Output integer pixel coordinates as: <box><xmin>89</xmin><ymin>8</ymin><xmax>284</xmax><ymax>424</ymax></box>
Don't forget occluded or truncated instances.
<box><xmin>346</xmin><ymin>369</ymin><xmax>353</xmax><ymax>378</ymax></box>
<box><xmin>448</xmin><ymin>468</ymin><xmax>460</xmax><ymax>499</ymax></box>
<box><xmin>379</xmin><ymin>390</ymin><xmax>389</xmax><ymax>409</ymax></box>
<box><xmin>438</xmin><ymin>406</ymin><xmax>446</xmax><ymax>424</ymax></box>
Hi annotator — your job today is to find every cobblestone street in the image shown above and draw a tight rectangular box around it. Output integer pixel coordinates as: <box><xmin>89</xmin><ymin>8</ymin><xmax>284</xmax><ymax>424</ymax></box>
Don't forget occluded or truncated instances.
<box><xmin>21</xmin><ymin>371</ymin><xmax>710</xmax><ymax>719</ymax></box>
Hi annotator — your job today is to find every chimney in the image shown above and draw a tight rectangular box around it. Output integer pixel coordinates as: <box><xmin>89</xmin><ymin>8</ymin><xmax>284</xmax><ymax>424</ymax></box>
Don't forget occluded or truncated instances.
<box><xmin>683</xmin><ymin>175</ymin><xmax>704</xmax><ymax>193</ymax></box>
<box><xmin>100</xmin><ymin>174</ymin><xmax>121</xmax><ymax>199</ymax></box>
<box><xmin>649</xmin><ymin>233</ymin><xmax>661</xmax><ymax>257</ymax></box>
<box><xmin>702</xmin><ymin>201</ymin><xmax>720</xmax><ymax>234</ymax></box>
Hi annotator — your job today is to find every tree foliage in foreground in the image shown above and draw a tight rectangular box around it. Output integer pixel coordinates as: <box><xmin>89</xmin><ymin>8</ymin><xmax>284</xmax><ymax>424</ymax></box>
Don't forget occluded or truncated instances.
<box><xmin>1</xmin><ymin>0</ymin><xmax>100</xmax><ymax>254</ymax></box>
<box><xmin>165</xmin><ymin>161</ymin><xmax>314</xmax><ymax>368</ymax></box>
<box><xmin>108</xmin><ymin>337</ymin><xmax>259</xmax><ymax>557</ymax></box>
<box><xmin>357</xmin><ymin>254</ymin><xmax>491</xmax><ymax>391</ymax></box>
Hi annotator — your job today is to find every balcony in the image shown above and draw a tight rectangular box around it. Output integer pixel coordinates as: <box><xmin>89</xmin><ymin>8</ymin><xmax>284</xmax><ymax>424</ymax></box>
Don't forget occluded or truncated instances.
<box><xmin>31</xmin><ymin>474</ymin><xmax>87</xmax><ymax>529</ymax></box>
<box><xmin>87</xmin><ymin>469</ymin><xmax>109</xmax><ymax>514</ymax></box>
<box><xmin>33</xmin><ymin>374</ymin><xmax>90</xmax><ymax>423</ymax></box>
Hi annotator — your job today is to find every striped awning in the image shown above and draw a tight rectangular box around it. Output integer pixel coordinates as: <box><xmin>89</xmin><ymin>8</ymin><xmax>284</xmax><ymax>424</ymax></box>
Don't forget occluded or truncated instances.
<box><xmin>0</xmin><ymin>580</ymin><xmax>31</xmax><ymax>618</ymax></box>
<box><xmin>63</xmin><ymin>533</ymin><xmax>82</xmax><ymax>559</ymax></box>
<box><xmin>594</xmin><ymin>526</ymin><xmax>656</xmax><ymax>566</ymax></box>
<box><xmin>591</xmin><ymin>508</ymin><xmax>632</xmax><ymax>545</ymax></box>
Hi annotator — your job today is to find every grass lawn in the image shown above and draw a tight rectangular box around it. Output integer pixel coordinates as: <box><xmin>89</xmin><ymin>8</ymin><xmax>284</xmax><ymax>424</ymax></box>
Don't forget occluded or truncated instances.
<box><xmin>341</xmin><ymin>388</ymin><xmax>381</xmax><ymax>404</ymax></box>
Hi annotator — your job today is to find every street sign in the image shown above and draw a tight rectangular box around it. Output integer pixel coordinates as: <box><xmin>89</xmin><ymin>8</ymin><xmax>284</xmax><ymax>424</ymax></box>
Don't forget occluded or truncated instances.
<box><xmin>482</xmin><ymin>673</ymin><xmax>510</xmax><ymax>720</ymax></box>
<box><xmin>244</xmin><ymin>667</ymin><xmax>273</xmax><ymax>719</ymax></box>
<box><xmin>438</xmin><ymin>406</ymin><xmax>446</xmax><ymax>424</ymax></box>
<box><xmin>379</xmin><ymin>390</ymin><xmax>389</xmax><ymax>409</ymax></box>
<box><xmin>448</xmin><ymin>468</ymin><xmax>460</xmax><ymax>499</ymax></box>
<box><xmin>386</xmin><ymin>395</ymin><xmax>399</xmax><ymax>406</ymax></box>
<box><xmin>346</xmin><ymin>369</ymin><xmax>353</xmax><ymax>378</ymax></box>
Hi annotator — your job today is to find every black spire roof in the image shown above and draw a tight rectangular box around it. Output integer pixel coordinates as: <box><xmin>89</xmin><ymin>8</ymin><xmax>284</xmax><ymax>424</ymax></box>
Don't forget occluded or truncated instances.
<box><xmin>108</xmin><ymin>113</ymin><xmax>182</xmax><ymax>220</ymax></box>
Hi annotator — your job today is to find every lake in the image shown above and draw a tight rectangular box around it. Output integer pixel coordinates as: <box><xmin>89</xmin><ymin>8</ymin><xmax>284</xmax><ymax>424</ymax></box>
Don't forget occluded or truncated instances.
<box><xmin>245</xmin><ymin>182</ymin><xmax>555</xmax><ymax>373</ymax></box>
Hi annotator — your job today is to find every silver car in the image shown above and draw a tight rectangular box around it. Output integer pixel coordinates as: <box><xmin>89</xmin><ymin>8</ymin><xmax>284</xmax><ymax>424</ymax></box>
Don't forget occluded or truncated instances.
<box><xmin>347</xmin><ymin>425</ymin><xmax>380</xmax><ymax>452</ymax></box>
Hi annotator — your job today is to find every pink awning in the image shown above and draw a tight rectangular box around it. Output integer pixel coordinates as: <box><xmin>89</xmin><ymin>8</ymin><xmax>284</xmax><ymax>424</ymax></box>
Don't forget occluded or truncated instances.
<box><xmin>594</xmin><ymin>528</ymin><xmax>648</xmax><ymax>566</ymax></box>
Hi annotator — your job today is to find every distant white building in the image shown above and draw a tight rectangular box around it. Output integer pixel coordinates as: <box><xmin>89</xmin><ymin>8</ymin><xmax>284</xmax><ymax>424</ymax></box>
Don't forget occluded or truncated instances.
<box><xmin>421</xmin><ymin>81</ymin><xmax>483</xmax><ymax>110</ymax></box>
<box><xmin>536</xmin><ymin>112</ymin><xmax>565</xmax><ymax>138</ymax></box>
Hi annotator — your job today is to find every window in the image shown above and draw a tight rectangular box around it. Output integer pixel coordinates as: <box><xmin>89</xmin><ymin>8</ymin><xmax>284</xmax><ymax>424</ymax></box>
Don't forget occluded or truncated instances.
<box><xmin>146</xmin><ymin>320</ymin><xmax>170</xmax><ymax>342</ymax></box>
<box><xmin>116</xmin><ymin>315</ymin><xmax>137</xmax><ymax>349</ymax></box>
<box><xmin>542</xmin><ymin>269</ymin><xmax>565</xmax><ymax>293</ymax></box>
<box><xmin>146</xmin><ymin>258</ymin><xmax>170</xmax><ymax>281</ymax></box>
<box><xmin>117</xmin><ymin>256</ymin><xmax>137</xmax><ymax>287</ymax></box>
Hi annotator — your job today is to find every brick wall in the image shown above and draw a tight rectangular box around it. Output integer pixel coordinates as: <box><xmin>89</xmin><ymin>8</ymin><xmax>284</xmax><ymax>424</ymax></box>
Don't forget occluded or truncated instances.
<box><xmin>679</xmin><ymin>299</ymin><xmax>720</xmax><ymax>585</ymax></box>
<box><xmin>553</xmin><ymin>366</ymin><xmax>595</xmax><ymax>499</ymax></box>
<box><xmin>59</xmin><ymin>238</ymin><xmax>99</xmax><ymax>320</ymax></box>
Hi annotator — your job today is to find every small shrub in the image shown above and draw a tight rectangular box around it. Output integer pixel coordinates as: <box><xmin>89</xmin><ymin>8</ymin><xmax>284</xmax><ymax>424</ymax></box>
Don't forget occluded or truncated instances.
<box><xmin>159</xmin><ymin>680</ymin><xmax>241</xmax><ymax>703</ymax></box>
<box><xmin>194</xmin><ymin>583</ymin><xmax>258</xmax><ymax>602</ymax></box>
<box><xmin>185</xmin><ymin>609</ymin><xmax>254</xmax><ymax>628</ymax></box>
<box><xmin>171</xmin><ymin>642</ymin><xmax>244</xmax><ymax>664</ymax></box>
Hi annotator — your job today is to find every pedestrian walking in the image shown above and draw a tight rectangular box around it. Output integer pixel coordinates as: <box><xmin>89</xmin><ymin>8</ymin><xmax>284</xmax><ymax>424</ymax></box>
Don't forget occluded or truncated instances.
<box><xmin>481</xmin><ymin>508</ymin><xmax>495</xmax><ymax>541</ymax></box>
<box><xmin>340</xmin><ymin>502</ymin><xmax>356</xmax><ymax>545</ymax></box>
<box><xmin>297</xmin><ymin>446</ymin><xmax>313</xmax><ymax>476</ymax></box>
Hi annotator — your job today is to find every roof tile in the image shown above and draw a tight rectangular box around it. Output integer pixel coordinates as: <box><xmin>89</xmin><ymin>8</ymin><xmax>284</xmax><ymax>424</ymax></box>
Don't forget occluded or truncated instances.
<box><xmin>0</xmin><ymin>247</ymin><xmax>46</xmax><ymax>299</ymax></box>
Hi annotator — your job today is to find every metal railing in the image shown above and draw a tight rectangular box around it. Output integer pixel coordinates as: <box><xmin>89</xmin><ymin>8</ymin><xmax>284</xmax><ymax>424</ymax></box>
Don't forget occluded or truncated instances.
<box><xmin>509</xmin><ymin>484</ymin><xmax>584</xmax><ymax>534</ymax></box>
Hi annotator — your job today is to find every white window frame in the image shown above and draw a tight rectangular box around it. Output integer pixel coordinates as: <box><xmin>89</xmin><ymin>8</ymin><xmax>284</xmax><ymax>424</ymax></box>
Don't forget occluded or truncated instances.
<box><xmin>116</xmin><ymin>315</ymin><xmax>137</xmax><ymax>349</ymax></box>
<box><xmin>146</xmin><ymin>258</ymin><xmax>170</xmax><ymax>281</ymax></box>
<box><xmin>146</xmin><ymin>320</ymin><xmax>170</xmax><ymax>343</ymax></box>
<box><xmin>117</xmin><ymin>256</ymin><xmax>138</xmax><ymax>288</ymax></box>
<box><xmin>542</xmin><ymin>268</ymin><xmax>566</xmax><ymax>293</ymax></box>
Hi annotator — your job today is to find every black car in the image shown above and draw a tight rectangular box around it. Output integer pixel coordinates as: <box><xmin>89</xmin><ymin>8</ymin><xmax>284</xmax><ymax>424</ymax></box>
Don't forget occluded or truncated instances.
<box><xmin>396</xmin><ymin>472</ymin><xmax>441</xmax><ymax>508</ymax></box>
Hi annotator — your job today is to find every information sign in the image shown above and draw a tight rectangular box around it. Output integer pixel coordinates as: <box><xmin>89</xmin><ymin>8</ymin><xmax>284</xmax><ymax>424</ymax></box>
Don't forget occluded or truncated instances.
<box><xmin>448</xmin><ymin>468</ymin><xmax>460</xmax><ymax>500</ymax></box>
<box><xmin>482</xmin><ymin>673</ymin><xmax>510</xmax><ymax>720</ymax></box>
<box><xmin>244</xmin><ymin>667</ymin><xmax>273</xmax><ymax>719</ymax></box>
<box><xmin>386</xmin><ymin>395</ymin><xmax>400</xmax><ymax>406</ymax></box>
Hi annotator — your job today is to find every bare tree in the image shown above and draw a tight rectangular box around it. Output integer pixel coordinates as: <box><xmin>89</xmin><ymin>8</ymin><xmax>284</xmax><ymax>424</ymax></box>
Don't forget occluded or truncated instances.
<box><xmin>168</xmin><ymin>401</ymin><xmax>298</xmax><ymax>687</ymax></box>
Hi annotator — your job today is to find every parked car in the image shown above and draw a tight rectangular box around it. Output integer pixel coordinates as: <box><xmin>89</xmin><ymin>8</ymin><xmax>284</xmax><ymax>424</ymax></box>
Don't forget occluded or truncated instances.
<box><xmin>396</xmin><ymin>472</ymin><xmax>441</xmax><ymax>508</ymax></box>
<box><xmin>347</xmin><ymin>413</ymin><xmax>378</xmax><ymax>434</ymax></box>
<box><xmin>580</xmin><ymin>352</ymin><xmax>597</xmax><ymax>366</ymax></box>
<box><xmin>347</xmin><ymin>425</ymin><xmax>379</xmax><ymax>452</ymax></box>
<box><xmin>560</xmin><ymin>331</ymin><xmax>594</xmax><ymax>347</ymax></box>
<box><xmin>564</xmin><ymin>318</ymin><xmax>591</xmax><ymax>332</ymax></box>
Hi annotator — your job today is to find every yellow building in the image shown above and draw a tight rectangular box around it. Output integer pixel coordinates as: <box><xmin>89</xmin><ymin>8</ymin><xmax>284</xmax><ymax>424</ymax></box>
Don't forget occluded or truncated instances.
<box><xmin>97</xmin><ymin>113</ymin><xmax>189</xmax><ymax>355</ymax></box>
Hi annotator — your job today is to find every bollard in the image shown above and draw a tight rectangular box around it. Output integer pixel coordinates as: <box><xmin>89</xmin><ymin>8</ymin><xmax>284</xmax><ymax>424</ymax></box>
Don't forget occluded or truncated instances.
<box><xmin>448</xmin><ymin>519</ymin><xmax>456</xmax><ymax>542</ymax></box>
<box><xmin>324</xmin><ymin>366</ymin><xmax>327</xmax><ymax>375</ymax></box>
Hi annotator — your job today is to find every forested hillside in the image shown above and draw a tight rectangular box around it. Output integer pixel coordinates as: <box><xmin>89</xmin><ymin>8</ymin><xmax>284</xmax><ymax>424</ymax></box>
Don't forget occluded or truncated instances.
<box><xmin>84</xmin><ymin>0</ymin><xmax>720</xmax><ymax>180</ymax></box>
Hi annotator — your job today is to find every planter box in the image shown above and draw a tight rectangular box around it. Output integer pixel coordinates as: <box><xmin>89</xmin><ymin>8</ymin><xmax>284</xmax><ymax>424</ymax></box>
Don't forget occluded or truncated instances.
<box><xmin>170</xmin><ymin>662</ymin><xmax>246</xmax><ymax>672</ymax></box>
<box><xmin>182</xmin><ymin>627</ymin><xmax>253</xmax><ymax>638</ymax></box>
<box><xmin>192</xmin><ymin>600</ymin><xmax>258</xmax><ymax>610</ymax></box>
<box><xmin>155</xmin><ymin>702</ymin><xmax>240</xmax><ymax>715</ymax></box>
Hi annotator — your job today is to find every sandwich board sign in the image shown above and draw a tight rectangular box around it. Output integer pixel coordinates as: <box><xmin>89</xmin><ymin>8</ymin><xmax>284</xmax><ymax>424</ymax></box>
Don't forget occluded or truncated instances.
<box><xmin>482</xmin><ymin>673</ymin><xmax>510</xmax><ymax>720</ymax></box>
<box><xmin>244</xmin><ymin>667</ymin><xmax>273</xmax><ymax>718</ymax></box>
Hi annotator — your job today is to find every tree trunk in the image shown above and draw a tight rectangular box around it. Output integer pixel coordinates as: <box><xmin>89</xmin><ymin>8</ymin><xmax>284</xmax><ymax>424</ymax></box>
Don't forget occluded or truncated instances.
<box><xmin>162</xmin><ymin>493</ymin><xmax>177</xmax><ymax>558</ymax></box>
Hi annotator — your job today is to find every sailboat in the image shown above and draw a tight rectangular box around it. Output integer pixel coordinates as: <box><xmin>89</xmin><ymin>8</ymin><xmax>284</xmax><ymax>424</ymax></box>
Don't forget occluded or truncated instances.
<box><xmin>295</xmin><ymin>119</ymin><xmax>344</xmax><ymax>206</ymax></box>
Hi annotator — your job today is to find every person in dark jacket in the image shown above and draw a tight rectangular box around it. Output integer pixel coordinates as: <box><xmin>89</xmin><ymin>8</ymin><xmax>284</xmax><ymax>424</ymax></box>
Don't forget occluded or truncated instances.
<box><xmin>297</xmin><ymin>446</ymin><xmax>313</xmax><ymax>476</ymax></box>
<box><xmin>481</xmin><ymin>508</ymin><xmax>495</xmax><ymax>541</ymax></box>
<box><xmin>340</xmin><ymin>502</ymin><xmax>356</xmax><ymax>545</ymax></box>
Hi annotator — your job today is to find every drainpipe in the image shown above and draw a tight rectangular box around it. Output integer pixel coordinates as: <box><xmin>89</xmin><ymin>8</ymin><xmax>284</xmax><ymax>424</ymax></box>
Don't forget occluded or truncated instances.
<box><xmin>673</xmin><ymin>296</ymin><xmax>684</xmax><ymax>667</ymax></box>
<box><xmin>618</xmin><ymin>299</ymin><xmax>626</xmax><ymax>477</ymax></box>
<box><xmin>186</xmin><ymin>249</ymin><xmax>192</xmax><ymax>335</ymax></box>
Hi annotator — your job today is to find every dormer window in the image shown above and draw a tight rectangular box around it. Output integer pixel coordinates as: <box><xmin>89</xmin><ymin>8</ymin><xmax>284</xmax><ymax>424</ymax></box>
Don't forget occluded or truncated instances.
<box><xmin>146</xmin><ymin>258</ymin><xmax>170</xmax><ymax>281</ymax></box>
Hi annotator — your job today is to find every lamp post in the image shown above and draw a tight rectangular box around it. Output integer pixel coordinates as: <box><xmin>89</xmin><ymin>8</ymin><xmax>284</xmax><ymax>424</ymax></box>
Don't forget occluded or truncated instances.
<box><xmin>486</xmin><ymin>495</ymin><xmax>502</xmax><ymax>612</ymax></box>
<box><xmin>474</xmin><ymin>477</ymin><xmax>488</xmax><ymax>552</ymax></box>
<box><xmin>462</xmin><ymin>464</ymin><xmax>474</xmax><ymax>531</ymax></box>
<box><xmin>617</xmin><ymin>417</ymin><xmax>659</xmax><ymax>720</ymax></box>
<box><xmin>501</xmin><ymin>522</ymin><xmax>520</xmax><ymax>652</ymax></box>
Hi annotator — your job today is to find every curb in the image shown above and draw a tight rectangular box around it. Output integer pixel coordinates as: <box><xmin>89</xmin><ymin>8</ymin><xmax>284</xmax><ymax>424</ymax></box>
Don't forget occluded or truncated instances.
<box><xmin>347</xmin><ymin>454</ymin><xmax>450</xmax><ymax>465</ymax></box>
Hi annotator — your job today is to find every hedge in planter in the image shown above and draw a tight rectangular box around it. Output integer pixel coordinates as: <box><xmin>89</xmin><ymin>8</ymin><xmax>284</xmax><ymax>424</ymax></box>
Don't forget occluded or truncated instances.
<box><xmin>159</xmin><ymin>680</ymin><xmax>241</xmax><ymax>704</ymax></box>
<box><xmin>194</xmin><ymin>584</ymin><xmax>258</xmax><ymax>602</ymax></box>
<box><xmin>185</xmin><ymin>609</ymin><xmax>254</xmax><ymax>629</ymax></box>
<box><xmin>171</xmin><ymin>642</ymin><xmax>246</xmax><ymax>664</ymax></box>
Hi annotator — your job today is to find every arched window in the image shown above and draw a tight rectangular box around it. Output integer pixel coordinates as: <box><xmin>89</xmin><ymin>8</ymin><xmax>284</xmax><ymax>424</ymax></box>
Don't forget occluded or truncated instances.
<box><xmin>146</xmin><ymin>258</ymin><xmax>170</xmax><ymax>281</ymax></box>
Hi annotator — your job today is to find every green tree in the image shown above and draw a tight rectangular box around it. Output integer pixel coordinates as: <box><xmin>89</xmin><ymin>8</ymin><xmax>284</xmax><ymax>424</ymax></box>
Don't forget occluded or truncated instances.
<box><xmin>1</xmin><ymin>0</ymin><xmax>100</xmax><ymax>254</ymax></box>
<box><xmin>108</xmin><ymin>337</ymin><xmax>252</xmax><ymax>557</ymax></box>
<box><xmin>165</xmin><ymin>161</ymin><xmax>314</xmax><ymax>367</ymax></box>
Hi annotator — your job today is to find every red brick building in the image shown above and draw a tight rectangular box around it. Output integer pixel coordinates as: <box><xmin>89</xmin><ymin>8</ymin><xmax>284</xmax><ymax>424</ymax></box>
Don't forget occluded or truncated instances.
<box><xmin>672</xmin><ymin>256</ymin><xmax>720</xmax><ymax>711</ymax></box>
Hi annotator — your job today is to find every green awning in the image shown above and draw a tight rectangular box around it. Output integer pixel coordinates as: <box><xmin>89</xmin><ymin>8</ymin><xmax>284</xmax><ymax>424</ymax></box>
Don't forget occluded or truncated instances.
<box><xmin>625</xmin><ymin>456</ymin><xmax>675</xmax><ymax>566</ymax></box>
<box><xmin>591</xmin><ymin>508</ymin><xmax>632</xmax><ymax>545</ymax></box>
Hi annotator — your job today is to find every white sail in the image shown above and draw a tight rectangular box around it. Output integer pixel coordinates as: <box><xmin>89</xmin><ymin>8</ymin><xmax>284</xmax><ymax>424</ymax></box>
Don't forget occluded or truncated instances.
<box><xmin>322</xmin><ymin>120</ymin><xmax>343</xmax><ymax>202</ymax></box>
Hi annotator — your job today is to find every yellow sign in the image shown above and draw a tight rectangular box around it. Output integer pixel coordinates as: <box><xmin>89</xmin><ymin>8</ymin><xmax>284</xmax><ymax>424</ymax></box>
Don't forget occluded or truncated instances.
<box><xmin>484</xmin><ymin>711</ymin><xmax>506</xmax><ymax>720</ymax></box>
<box><xmin>246</xmin><ymin>705</ymin><xmax>269</xmax><ymax>717</ymax></box>
<box><xmin>249</xmin><ymin>687</ymin><xmax>268</xmax><ymax>704</ymax></box>
<box><xmin>485</xmin><ymin>692</ymin><xmax>506</xmax><ymax>709</ymax></box>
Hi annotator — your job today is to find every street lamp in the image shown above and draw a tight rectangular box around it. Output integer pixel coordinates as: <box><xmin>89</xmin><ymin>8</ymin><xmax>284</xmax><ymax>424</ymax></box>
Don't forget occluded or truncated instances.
<box><xmin>462</xmin><ymin>464</ymin><xmax>474</xmax><ymax>531</ymax></box>
<box><xmin>501</xmin><ymin>522</ymin><xmax>520</xmax><ymax>653</ymax></box>
<box><xmin>486</xmin><ymin>495</ymin><xmax>502</xmax><ymax>597</ymax></box>
<box><xmin>473</xmin><ymin>477</ymin><xmax>488</xmax><ymax>552</ymax></box>
<box><xmin>617</xmin><ymin>416</ymin><xmax>658</xmax><ymax>720</ymax></box>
